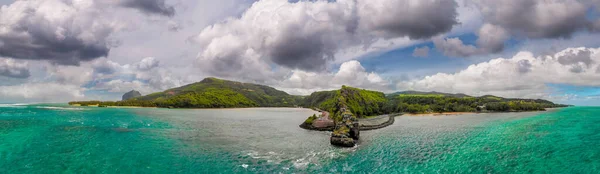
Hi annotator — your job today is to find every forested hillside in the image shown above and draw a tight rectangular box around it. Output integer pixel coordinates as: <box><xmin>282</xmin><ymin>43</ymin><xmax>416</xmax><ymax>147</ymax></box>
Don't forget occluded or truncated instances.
<box><xmin>301</xmin><ymin>86</ymin><xmax>389</xmax><ymax>118</ymax></box>
<box><xmin>70</xmin><ymin>78</ymin><xmax>568</xmax><ymax>113</ymax></box>
<box><xmin>70</xmin><ymin>77</ymin><xmax>302</xmax><ymax>108</ymax></box>
<box><xmin>386</xmin><ymin>94</ymin><xmax>569</xmax><ymax>113</ymax></box>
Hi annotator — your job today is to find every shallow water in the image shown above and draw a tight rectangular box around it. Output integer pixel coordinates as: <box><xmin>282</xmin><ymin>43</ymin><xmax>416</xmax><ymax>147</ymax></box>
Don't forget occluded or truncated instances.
<box><xmin>0</xmin><ymin>104</ymin><xmax>598</xmax><ymax>173</ymax></box>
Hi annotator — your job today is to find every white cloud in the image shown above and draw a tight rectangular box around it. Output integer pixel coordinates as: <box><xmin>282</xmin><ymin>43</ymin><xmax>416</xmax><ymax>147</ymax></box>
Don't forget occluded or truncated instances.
<box><xmin>358</xmin><ymin>0</ymin><xmax>458</xmax><ymax>39</ymax></box>
<box><xmin>0</xmin><ymin>0</ymin><xmax>181</xmax><ymax>66</ymax></box>
<box><xmin>433</xmin><ymin>37</ymin><xmax>478</xmax><ymax>57</ymax></box>
<box><xmin>133</xmin><ymin>57</ymin><xmax>159</xmax><ymax>71</ymax></box>
<box><xmin>1</xmin><ymin>0</ymin><xmax>600</xmax><ymax>104</ymax></box>
<box><xmin>474</xmin><ymin>0</ymin><xmax>589</xmax><ymax>39</ymax></box>
<box><xmin>0</xmin><ymin>58</ymin><xmax>30</xmax><ymax>78</ymax></box>
<box><xmin>47</xmin><ymin>65</ymin><xmax>94</xmax><ymax>85</ymax></box>
<box><xmin>435</xmin><ymin>0</ymin><xmax>598</xmax><ymax>57</ymax></box>
<box><xmin>0</xmin><ymin>56</ymin><xmax>191</xmax><ymax>102</ymax></box>
<box><xmin>92</xmin><ymin>79</ymin><xmax>153</xmax><ymax>93</ymax></box>
<box><xmin>0</xmin><ymin>83</ymin><xmax>85</xmax><ymax>103</ymax></box>
<box><xmin>397</xmin><ymin>47</ymin><xmax>600</xmax><ymax>99</ymax></box>
<box><xmin>0</xmin><ymin>0</ymin><xmax>127</xmax><ymax>64</ymax></box>
<box><xmin>434</xmin><ymin>23</ymin><xmax>510</xmax><ymax>57</ymax></box>
<box><xmin>476</xmin><ymin>23</ymin><xmax>509</xmax><ymax>53</ymax></box>
<box><xmin>279</xmin><ymin>60</ymin><xmax>390</xmax><ymax>95</ymax></box>
<box><xmin>87</xmin><ymin>57</ymin><xmax>187</xmax><ymax>94</ymax></box>
<box><xmin>193</xmin><ymin>0</ymin><xmax>460</xmax><ymax>79</ymax></box>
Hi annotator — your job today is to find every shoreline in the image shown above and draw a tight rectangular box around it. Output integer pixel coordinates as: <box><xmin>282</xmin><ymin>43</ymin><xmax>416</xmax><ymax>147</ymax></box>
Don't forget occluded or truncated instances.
<box><xmin>70</xmin><ymin>104</ymin><xmax>308</xmax><ymax>110</ymax></box>
<box><xmin>406</xmin><ymin>112</ymin><xmax>476</xmax><ymax>116</ymax></box>
<box><xmin>405</xmin><ymin>108</ymin><xmax>564</xmax><ymax>117</ymax></box>
<box><xmin>107</xmin><ymin>106</ymin><xmax>158</xmax><ymax>109</ymax></box>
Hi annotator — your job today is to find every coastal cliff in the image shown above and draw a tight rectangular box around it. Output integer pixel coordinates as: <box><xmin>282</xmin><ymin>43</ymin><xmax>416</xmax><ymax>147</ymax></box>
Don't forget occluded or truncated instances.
<box><xmin>330</xmin><ymin>108</ymin><xmax>360</xmax><ymax>147</ymax></box>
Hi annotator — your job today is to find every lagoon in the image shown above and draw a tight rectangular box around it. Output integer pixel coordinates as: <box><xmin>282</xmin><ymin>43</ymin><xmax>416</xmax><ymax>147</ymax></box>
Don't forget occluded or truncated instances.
<box><xmin>0</xmin><ymin>104</ymin><xmax>598</xmax><ymax>173</ymax></box>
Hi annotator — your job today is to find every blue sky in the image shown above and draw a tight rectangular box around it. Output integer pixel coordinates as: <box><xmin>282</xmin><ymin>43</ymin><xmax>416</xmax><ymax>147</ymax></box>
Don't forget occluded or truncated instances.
<box><xmin>1</xmin><ymin>0</ymin><xmax>600</xmax><ymax>106</ymax></box>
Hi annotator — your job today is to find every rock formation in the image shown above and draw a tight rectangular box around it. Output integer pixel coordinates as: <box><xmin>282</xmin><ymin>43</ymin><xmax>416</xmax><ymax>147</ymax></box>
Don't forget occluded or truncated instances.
<box><xmin>122</xmin><ymin>90</ymin><xmax>142</xmax><ymax>101</ymax></box>
<box><xmin>330</xmin><ymin>107</ymin><xmax>360</xmax><ymax>147</ymax></box>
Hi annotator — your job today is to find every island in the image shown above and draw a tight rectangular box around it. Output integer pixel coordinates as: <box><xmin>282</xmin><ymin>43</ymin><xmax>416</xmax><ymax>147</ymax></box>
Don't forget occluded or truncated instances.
<box><xmin>69</xmin><ymin>77</ymin><xmax>569</xmax><ymax>147</ymax></box>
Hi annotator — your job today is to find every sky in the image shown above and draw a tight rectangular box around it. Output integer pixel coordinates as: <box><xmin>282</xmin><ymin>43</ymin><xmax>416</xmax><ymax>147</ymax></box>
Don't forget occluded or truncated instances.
<box><xmin>1</xmin><ymin>0</ymin><xmax>600</xmax><ymax>106</ymax></box>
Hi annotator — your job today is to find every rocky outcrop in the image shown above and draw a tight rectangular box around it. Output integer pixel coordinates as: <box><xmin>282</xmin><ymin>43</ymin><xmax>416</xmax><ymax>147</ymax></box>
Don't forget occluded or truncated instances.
<box><xmin>299</xmin><ymin>122</ymin><xmax>334</xmax><ymax>131</ymax></box>
<box><xmin>358</xmin><ymin>113</ymin><xmax>401</xmax><ymax>131</ymax></box>
<box><xmin>330</xmin><ymin>136</ymin><xmax>356</xmax><ymax>147</ymax></box>
<box><xmin>330</xmin><ymin>108</ymin><xmax>360</xmax><ymax>147</ymax></box>
<box><xmin>299</xmin><ymin>111</ymin><xmax>335</xmax><ymax>131</ymax></box>
<box><xmin>122</xmin><ymin>90</ymin><xmax>142</xmax><ymax>101</ymax></box>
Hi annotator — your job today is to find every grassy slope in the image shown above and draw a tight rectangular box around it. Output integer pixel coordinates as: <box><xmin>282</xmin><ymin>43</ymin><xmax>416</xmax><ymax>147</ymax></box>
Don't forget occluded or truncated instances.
<box><xmin>301</xmin><ymin>86</ymin><xmax>389</xmax><ymax>118</ymax></box>
<box><xmin>71</xmin><ymin>77</ymin><xmax>302</xmax><ymax>108</ymax></box>
<box><xmin>139</xmin><ymin>77</ymin><xmax>302</xmax><ymax>108</ymax></box>
<box><xmin>387</xmin><ymin>91</ymin><xmax>471</xmax><ymax>98</ymax></box>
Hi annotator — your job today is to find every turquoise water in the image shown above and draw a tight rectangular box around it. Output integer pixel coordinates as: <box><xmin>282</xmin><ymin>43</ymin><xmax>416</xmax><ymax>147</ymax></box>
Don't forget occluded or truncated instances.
<box><xmin>0</xmin><ymin>105</ymin><xmax>598</xmax><ymax>173</ymax></box>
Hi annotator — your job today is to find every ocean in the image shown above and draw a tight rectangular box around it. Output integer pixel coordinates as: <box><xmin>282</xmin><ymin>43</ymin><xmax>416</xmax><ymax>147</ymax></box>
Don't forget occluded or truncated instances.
<box><xmin>0</xmin><ymin>104</ymin><xmax>598</xmax><ymax>173</ymax></box>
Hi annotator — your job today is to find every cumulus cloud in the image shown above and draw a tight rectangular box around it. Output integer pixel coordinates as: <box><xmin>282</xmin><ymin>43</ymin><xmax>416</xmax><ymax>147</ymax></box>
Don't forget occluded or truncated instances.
<box><xmin>476</xmin><ymin>23</ymin><xmax>509</xmax><ymax>53</ymax></box>
<box><xmin>557</xmin><ymin>49</ymin><xmax>593</xmax><ymax>66</ymax></box>
<box><xmin>133</xmin><ymin>57</ymin><xmax>160</xmax><ymax>71</ymax></box>
<box><xmin>516</xmin><ymin>59</ymin><xmax>532</xmax><ymax>74</ymax></box>
<box><xmin>92</xmin><ymin>58</ymin><xmax>122</xmax><ymax>75</ymax></box>
<box><xmin>93</xmin><ymin>79</ymin><xmax>153</xmax><ymax>93</ymax></box>
<box><xmin>0</xmin><ymin>0</ymin><xmax>177</xmax><ymax>66</ymax></box>
<box><xmin>434</xmin><ymin>23</ymin><xmax>509</xmax><ymax>57</ymax></box>
<box><xmin>474</xmin><ymin>0</ymin><xmax>589</xmax><ymax>39</ymax></box>
<box><xmin>412</xmin><ymin>46</ymin><xmax>430</xmax><ymax>58</ymax></box>
<box><xmin>47</xmin><ymin>65</ymin><xmax>94</xmax><ymax>85</ymax></box>
<box><xmin>193</xmin><ymin>0</ymin><xmax>459</xmax><ymax>76</ymax></box>
<box><xmin>88</xmin><ymin>57</ymin><xmax>185</xmax><ymax>94</ymax></box>
<box><xmin>398</xmin><ymin>47</ymin><xmax>600</xmax><ymax>99</ymax></box>
<box><xmin>358</xmin><ymin>0</ymin><xmax>458</xmax><ymax>39</ymax></box>
<box><xmin>279</xmin><ymin>60</ymin><xmax>390</xmax><ymax>95</ymax></box>
<box><xmin>0</xmin><ymin>83</ymin><xmax>85</xmax><ymax>102</ymax></box>
<box><xmin>0</xmin><ymin>0</ymin><xmax>127</xmax><ymax>65</ymax></box>
<box><xmin>433</xmin><ymin>37</ymin><xmax>478</xmax><ymax>57</ymax></box>
<box><xmin>436</xmin><ymin>0</ymin><xmax>598</xmax><ymax>57</ymax></box>
<box><xmin>0</xmin><ymin>58</ymin><xmax>30</xmax><ymax>78</ymax></box>
<box><xmin>118</xmin><ymin>0</ymin><xmax>175</xmax><ymax>17</ymax></box>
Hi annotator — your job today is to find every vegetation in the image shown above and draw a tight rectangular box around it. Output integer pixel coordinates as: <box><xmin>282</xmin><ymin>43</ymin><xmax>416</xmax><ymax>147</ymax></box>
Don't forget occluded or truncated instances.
<box><xmin>70</xmin><ymin>77</ymin><xmax>568</xmax><ymax>116</ymax></box>
<box><xmin>384</xmin><ymin>94</ymin><xmax>569</xmax><ymax>114</ymax></box>
<box><xmin>70</xmin><ymin>77</ymin><xmax>302</xmax><ymax>108</ymax></box>
<box><xmin>301</xmin><ymin>86</ymin><xmax>389</xmax><ymax>119</ymax></box>
<box><xmin>304</xmin><ymin>114</ymin><xmax>318</xmax><ymax>124</ymax></box>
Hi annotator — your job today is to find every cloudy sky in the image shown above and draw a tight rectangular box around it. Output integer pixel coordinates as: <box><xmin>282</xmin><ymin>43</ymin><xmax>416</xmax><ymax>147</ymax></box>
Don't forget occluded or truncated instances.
<box><xmin>1</xmin><ymin>0</ymin><xmax>600</xmax><ymax>105</ymax></box>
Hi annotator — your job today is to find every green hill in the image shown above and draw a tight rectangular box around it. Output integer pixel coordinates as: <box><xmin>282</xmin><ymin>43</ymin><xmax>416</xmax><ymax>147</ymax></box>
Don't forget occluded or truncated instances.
<box><xmin>134</xmin><ymin>77</ymin><xmax>301</xmax><ymax>108</ymax></box>
<box><xmin>69</xmin><ymin>78</ymin><xmax>568</xmax><ymax>113</ymax></box>
<box><xmin>386</xmin><ymin>92</ymin><xmax>568</xmax><ymax>113</ymax></box>
<box><xmin>387</xmin><ymin>90</ymin><xmax>471</xmax><ymax>98</ymax></box>
<box><xmin>70</xmin><ymin>77</ymin><xmax>302</xmax><ymax>108</ymax></box>
<box><xmin>301</xmin><ymin>86</ymin><xmax>389</xmax><ymax>118</ymax></box>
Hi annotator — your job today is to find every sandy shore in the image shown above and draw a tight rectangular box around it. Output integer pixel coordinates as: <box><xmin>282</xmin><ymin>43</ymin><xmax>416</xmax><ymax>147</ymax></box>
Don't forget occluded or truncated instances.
<box><xmin>405</xmin><ymin>112</ymin><xmax>476</xmax><ymax>116</ymax></box>
<box><xmin>106</xmin><ymin>106</ymin><xmax>157</xmax><ymax>108</ymax></box>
